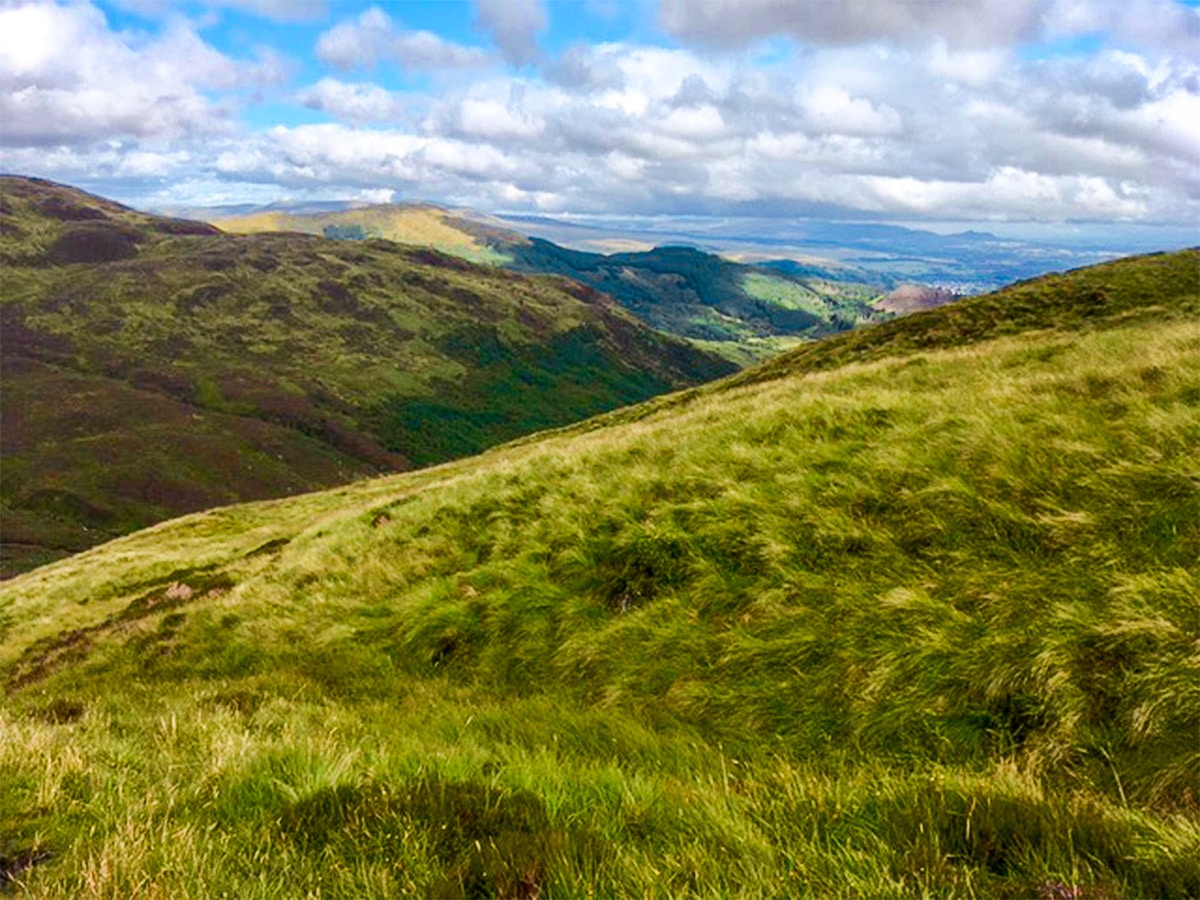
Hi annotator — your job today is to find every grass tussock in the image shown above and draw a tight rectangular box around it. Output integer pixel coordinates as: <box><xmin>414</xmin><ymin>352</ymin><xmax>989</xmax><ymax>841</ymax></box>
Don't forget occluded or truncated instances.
<box><xmin>1</xmin><ymin>250</ymin><xmax>1198</xmax><ymax>896</ymax></box>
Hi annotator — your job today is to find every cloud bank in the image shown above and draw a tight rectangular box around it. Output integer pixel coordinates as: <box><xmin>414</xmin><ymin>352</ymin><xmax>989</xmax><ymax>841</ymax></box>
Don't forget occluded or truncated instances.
<box><xmin>1</xmin><ymin>0</ymin><xmax>1197</xmax><ymax>227</ymax></box>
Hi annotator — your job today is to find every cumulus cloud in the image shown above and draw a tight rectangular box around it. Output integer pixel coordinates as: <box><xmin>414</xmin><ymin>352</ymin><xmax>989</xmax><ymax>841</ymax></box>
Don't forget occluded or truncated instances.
<box><xmin>3</xmin><ymin>0</ymin><xmax>1197</xmax><ymax>227</ymax></box>
<box><xmin>543</xmin><ymin>42</ymin><xmax>625</xmax><ymax>91</ymax></box>
<box><xmin>296</xmin><ymin>78</ymin><xmax>405</xmax><ymax>124</ymax></box>
<box><xmin>660</xmin><ymin>0</ymin><xmax>1200</xmax><ymax>55</ymax></box>
<box><xmin>0</xmin><ymin>140</ymin><xmax>200</xmax><ymax>196</ymax></box>
<box><xmin>799</xmin><ymin>85</ymin><xmax>902</xmax><ymax>136</ymax></box>
<box><xmin>196</xmin><ymin>122</ymin><xmax>539</xmax><ymax>198</ymax></box>
<box><xmin>0</xmin><ymin>1</ymin><xmax>280</xmax><ymax>146</ymax></box>
<box><xmin>858</xmin><ymin>167</ymin><xmax>1152</xmax><ymax>220</ymax></box>
<box><xmin>317</xmin><ymin>7</ymin><xmax>492</xmax><ymax>72</ymax></box>
<box><xmin>111</xmin><ymin>0</ymin><xmax>329</xmax><ymax>21</ymax></box>
<box><xmin>474</xmin><ymin>0</ymin><xmax>547</xmax><ymax>67</ymax></box>
<box><xmin>659</xmin><ymin>0</ymin><xmax>1048</xmax><ymax>49</ymax></box>
<box><xmin>459</xmin><ymin>96</ymin><xmax>545</xmax><ymax>139</ymax></box>
<box><xmin>255</xmin><ymin>37</ymin><xmax>1195</xmax><ymax>222</ymax></box>
<box><xmin>1041</xmin><ymin>0</ymin><xmax>1200</xmax><ymax>55</ymax></box>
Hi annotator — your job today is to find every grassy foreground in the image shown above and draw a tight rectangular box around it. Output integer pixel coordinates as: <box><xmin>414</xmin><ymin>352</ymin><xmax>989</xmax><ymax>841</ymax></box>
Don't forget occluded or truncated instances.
<box><xmin>1</xmin><ymin>252</ymin><xmax>1198</xmax><ymax>897</ymax></box>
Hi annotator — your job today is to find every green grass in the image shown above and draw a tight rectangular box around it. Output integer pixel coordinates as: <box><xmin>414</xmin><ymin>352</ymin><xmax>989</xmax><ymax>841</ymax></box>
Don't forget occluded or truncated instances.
<box><xmin>2</xmin><ymin>250</ymin><xmax>1197</xmax><ymax>896</ymax></box>
<box><xmin>1</xmin><ymin>176</ymin><xmax>733</xmax><ymax>573</ymax></box>
<box><xmin>735</xmin><ymin>248</ymin><xmax>1199</xmax><ymax>386</ymax></box>
<box><xmin>213</xmin><ymin>204</ymin><xmax>514</xmax><ymax>268</ymax></box>
<box><xmin>741</xmin><ymin>272</ymin><xmax>835</xmax><ymax>321</ymax></box>
<box><xmin>502</xmin><ymin>240</ymin><xmax>888</xmax><ymax>343</ymax></box>
<box><xmin>218</xmin><ymin>205</ymin><xmax>894</xmax><ymax>347</ymax></box>
<box><xmin>688</xmin><ymin>334</ymin><xmax>809</xmax><ymax>367</ymax></box>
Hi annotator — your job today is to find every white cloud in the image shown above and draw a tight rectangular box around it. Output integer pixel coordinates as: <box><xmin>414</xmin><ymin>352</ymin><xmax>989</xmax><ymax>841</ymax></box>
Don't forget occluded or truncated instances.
<box><xmin>114</xmin><ymin>147</ymin><xmax>193</xmax><ymax>178</ymax></box>
<box><xmin>659</xmin><ymin>0</ymin><xmax>1047</xmax><ymax>49</ymax></box>
<box><xmin>860</xmin><ymin>167</ymin><xmax>1152</xmax><ymax>219</ymax></box>
<box><xmin>211</xmin><ymin>0</ymin><xmax>328</xmax><ymax>21</ymax></box>
<box><xmin>1042</xmin><ymin>0</ymin><xmax>1200</xmax><ymax>54</ymax></box>
<box><xmin>475</xmin><ymin>0</ymin><xmax>547</xmax><ymax>67</ymax></box>
<box><xmin>297</xmin><ymin>78</ymin><xmax>405</xmax><ymax>124</ymax></box>
<box><xmin>111</xmin><ymin>0</ymin><xmax>329</xmax><ymax>21</ymax></box>
<box><xmin>122</xmin><ymin>38</ymin><xmax>1200</xmax><ymax>223</ymax></box>
<box><xmin>459</xmin><ymin>97</ymin><xmax>545</xmax><ymax>139</ymax></box>
<box><xmin>660</xmin><ymin>0</ymin><xmax>1200</xmax><ymax>56</ymax></box>
<box><xmin>927</xmin><ymin>42</ymin><xmax>1008</xmax><ymax>86</ymax></box>
<box><xmin>3</xmin><ymin>3</ymin><xmax>1197</xmax><ymax>228</ymax></box>
<box><xmin>0</xmin><ymin>1</ymin><xmax>280</xmax><ymax>146</ymax></box>
<box><xmin>604</xmin><ymin>151</ymin><xmax>646</xmax><ymax>180</ymax></box>
<box><xmin>658</xmin><ymin>105</ymin><xmax>726</xmax><ymax>141</ymax></box>
<box><xmin>356</xmin><ymin>186</ymin><xmax>396</xmax><ymax>203</ymax></box>
<box><xmin>799</xmin><ymin>85</ymin><xmax>901</xmax><ymax>136</ymax></box>
<box><xmin>317</xmin><ymin>7</ymin><xmax>492</xmax><ymax>72</ymax></box>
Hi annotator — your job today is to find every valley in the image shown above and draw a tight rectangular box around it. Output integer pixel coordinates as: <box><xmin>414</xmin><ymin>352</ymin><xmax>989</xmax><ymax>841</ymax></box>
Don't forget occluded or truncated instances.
<box><xmin>213</xmin><ymin>203</ymin><xmax>897</xmax><ymax>348</ymax></box>
<box><xmin>0</xmin><ymin>177</ymin><xmax>732</xmax><ymax>574</ymax></box>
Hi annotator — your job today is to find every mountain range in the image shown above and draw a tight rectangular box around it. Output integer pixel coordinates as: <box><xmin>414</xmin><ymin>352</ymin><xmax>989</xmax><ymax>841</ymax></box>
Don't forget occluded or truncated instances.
<box><xmin>206</xmin><ymin>198</ymin><xmax>1188</xmax><ymax>297</ymax></box>
<box><xmin>496</xmin><ymin>211</ymin><xmax>1190</xmax><ymax>293</ymax></box>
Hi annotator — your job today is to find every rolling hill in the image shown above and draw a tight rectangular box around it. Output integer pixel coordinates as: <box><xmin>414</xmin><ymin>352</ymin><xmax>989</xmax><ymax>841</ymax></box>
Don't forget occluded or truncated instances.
<box><xmin>0</xmin><ymin>176</ymin><xmax>734</xmax><ymax>575</ymax></box>
<box><xmin>214</xmin><ymin>204</ymin><xmax>893</xmax><ymax>350</ymax></box>
<box><xmin>2</xmin><ymin>249</ymin><xmax>1196</xmax><ymax>896</ymax></box>
<box><xmin>210</xmin><ymin>204</ymin><xmax>515</xmax><ymax>267</ymax></box>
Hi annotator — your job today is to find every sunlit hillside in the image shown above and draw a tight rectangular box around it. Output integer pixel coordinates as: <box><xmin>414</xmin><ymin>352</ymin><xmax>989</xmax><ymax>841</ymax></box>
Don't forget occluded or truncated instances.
<box><xmin>1</xmin><ymin>250</ymin><xmax>1197</xmax><ymax>897</ymax></box>
<box><xmin>212</xmin><ymin>204</ymin><xmax>896</xmax><ymax>350</ymax></box>
<box><xmin>0</xmin><ymin>176</ymin><xmax>732</xmax><ymax>574</ymax></box>
<box><xmin>213</xmin><ymin>206</ymin><xmax>513</xmax><ymax>267</ymax></box>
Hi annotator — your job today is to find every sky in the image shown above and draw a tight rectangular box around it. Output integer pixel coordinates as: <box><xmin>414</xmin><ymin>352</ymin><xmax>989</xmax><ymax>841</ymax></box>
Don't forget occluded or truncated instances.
<box><xmin>1</xmin><ymin>0</ymin><xmax>1199</xmax><ymax>233</ymax></box>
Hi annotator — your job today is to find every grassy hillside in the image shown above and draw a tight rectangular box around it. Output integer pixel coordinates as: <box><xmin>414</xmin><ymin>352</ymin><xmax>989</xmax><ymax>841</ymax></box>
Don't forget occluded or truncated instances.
<box><xmin>0</xmin><ymin>176</ymin><xmax>733</xmax><ymax>574</ymax></box>
<box><xmin>2</xmin><ymin>250</ymin><xmax>1196</xmax><ymax>896</ymax></box>
<box><xmin>503</xmin><ymin>240</ymin><xmax>887</xmax><ymax>343</ymax></box>
<box><xmin>213</xmin><ymin>205</ymin><xmax>513</xmax><ymax>267</ymax></box>
<box><xmin>214</xmin><ymin>205</ymin><xmax>893</xmax><ymax>347</ymax></box>
<box><xmin>731</xmin><ymin>247</ymin><xmax>1199</xmax><ymax>387</ymax></box>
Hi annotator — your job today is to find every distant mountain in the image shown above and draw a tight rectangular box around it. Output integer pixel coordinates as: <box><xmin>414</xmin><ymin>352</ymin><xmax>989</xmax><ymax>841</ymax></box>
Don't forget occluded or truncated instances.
<box><xmin>213</xmin><ymin>204</ymin><xmax>899</xmax><ymax>350</ymax></box>
<box><xmin>0</xmin><ymin>176</ymin><xmax>733</xmax><ymax>574</ymax></box>
<box><xmin>210</xmin><ymin>201</ymin><xmax>1195</xmax><ymax>302</ymax></box>
<box><xmin>497</xmin><ymin>212</ymin><xmax>1162</xmax><ymax>293</ymax></box>
<box><xmin>213</xmin><ymin>204</ymin><xmax>516</xmax><ymax>266</ymax></box>
<box><xmin>503</xmin><ymin>240</ymin><xmax>893</xmax><ymax>343</ymax></box>
<box><xmin>3</xmin><ymin>249</ymin><xmax>1196</xmax><ymax>897</ymax></box>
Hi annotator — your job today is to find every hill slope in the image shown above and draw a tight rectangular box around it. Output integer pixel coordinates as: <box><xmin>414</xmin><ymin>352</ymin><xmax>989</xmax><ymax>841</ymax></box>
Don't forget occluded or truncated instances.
<box><xmin>2</xmin><ymin>248</ymin><xmax>1197</xmax><ymax>896</ymax></box>
<box><xmin>215</xmin><ymin>204</ymin><xmax>892</xmax><ymax>348</ymax></box>
<box><xmin>503</xmin><ymin>239</ymin><xmax>886</xmax><ymax>343</ymax></box>
<box><xmin>0</xmin><ymin>176</ymin><xmax>733</xmax><ymax>574</ymax></box>
<box><xmin>212</xmin><ymin>204</ymin><xmax>514</xmax><ymax>266</ymax></box>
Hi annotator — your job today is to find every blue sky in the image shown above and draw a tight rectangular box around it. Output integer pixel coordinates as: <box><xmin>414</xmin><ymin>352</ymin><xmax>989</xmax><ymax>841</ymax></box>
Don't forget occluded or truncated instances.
<box><xmin>1</xmin><ymin>0</ymin><xmax>1198</xmax><ymax>232</ymax></box>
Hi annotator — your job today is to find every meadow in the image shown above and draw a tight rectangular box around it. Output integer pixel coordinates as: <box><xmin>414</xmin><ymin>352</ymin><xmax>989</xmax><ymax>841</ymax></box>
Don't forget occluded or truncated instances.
<box><xmin>1</xmin><ymin>250</ymin><xmax>1197</xmax><ymax>897</ymax></box>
